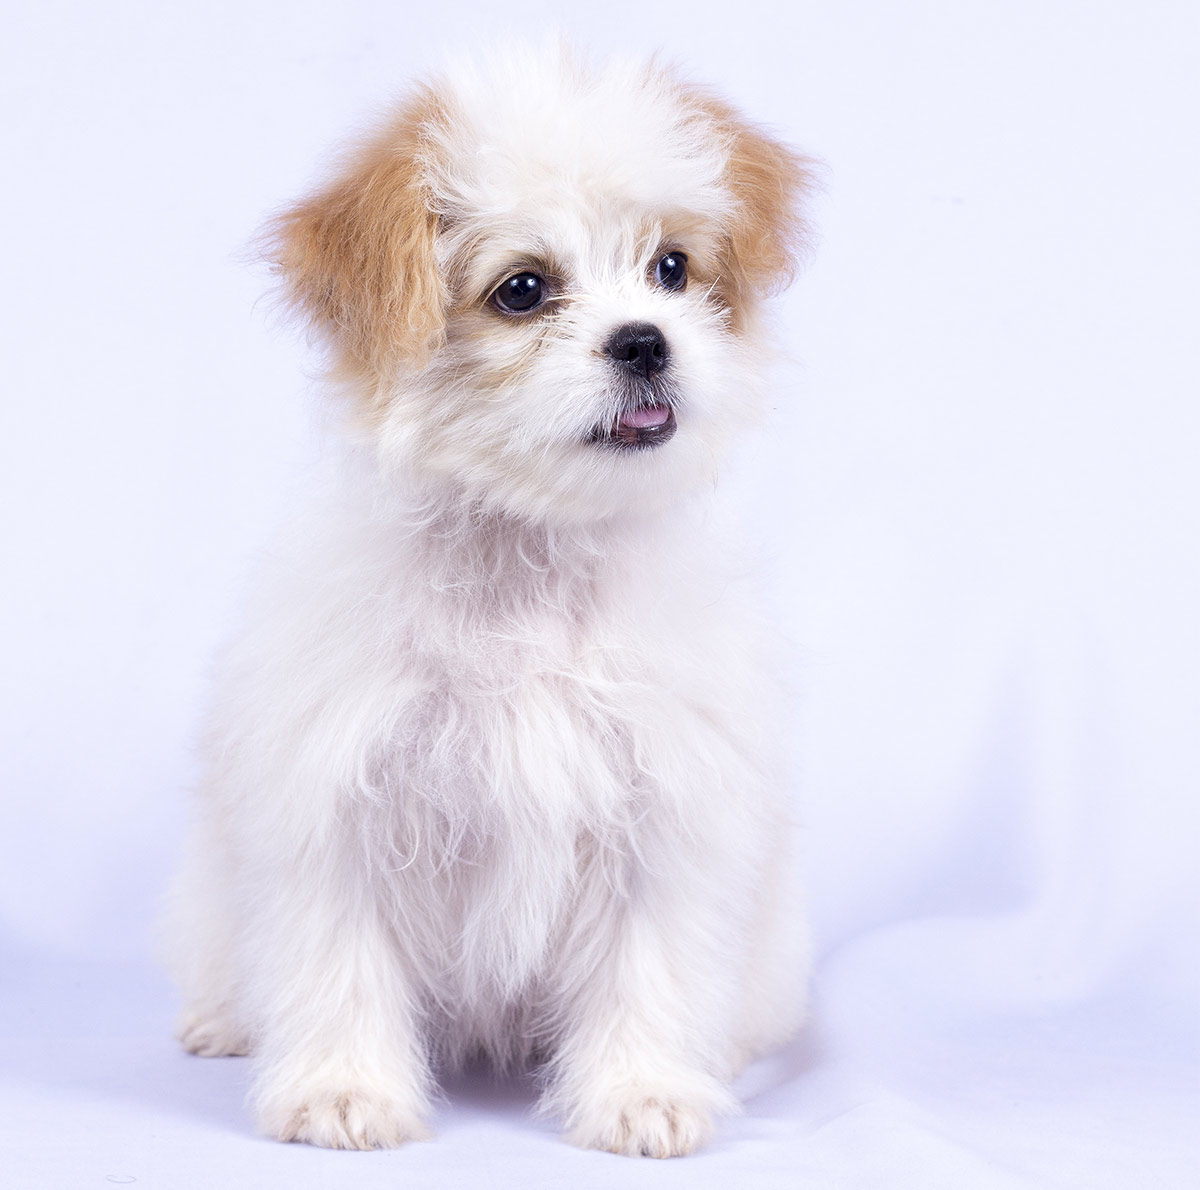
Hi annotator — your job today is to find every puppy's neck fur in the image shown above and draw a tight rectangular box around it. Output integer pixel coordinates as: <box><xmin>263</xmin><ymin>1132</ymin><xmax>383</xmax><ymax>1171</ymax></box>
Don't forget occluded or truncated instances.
<box><xmin>349</xmin><ymin>466</ymin><xmax>690</xmax><ymax>675</ymax></box>
<box><xmin>407</xmin><ymin>498</ymin><xmax>619</xmax><ymax>610</ymax></box>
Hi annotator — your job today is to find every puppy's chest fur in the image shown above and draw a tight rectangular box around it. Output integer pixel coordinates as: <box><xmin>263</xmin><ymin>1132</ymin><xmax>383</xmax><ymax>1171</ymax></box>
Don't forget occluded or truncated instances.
<box><xmin>343</xmin><ymin>512</ymin><xmax>760</xmax><ymax>1002</ymax></box>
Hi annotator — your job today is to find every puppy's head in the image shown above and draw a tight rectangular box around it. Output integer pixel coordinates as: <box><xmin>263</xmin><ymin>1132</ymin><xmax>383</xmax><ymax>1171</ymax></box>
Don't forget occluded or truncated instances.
<box><xmin>269</xmin><ymin>47</ymin><xmax>812</xmax><ymax>523</ymax></box>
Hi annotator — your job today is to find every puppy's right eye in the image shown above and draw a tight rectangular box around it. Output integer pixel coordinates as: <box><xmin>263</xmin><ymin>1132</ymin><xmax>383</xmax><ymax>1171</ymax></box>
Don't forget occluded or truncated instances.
<box><xmin>492</xmin><ymin>273</ymin><xmax>546</xmax><ymax>314</ymax></box>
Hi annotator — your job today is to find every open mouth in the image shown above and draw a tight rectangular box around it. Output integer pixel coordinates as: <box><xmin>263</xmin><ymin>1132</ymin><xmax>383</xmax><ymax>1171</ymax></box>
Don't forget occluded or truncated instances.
<box><xmin>590</xmin><ymin>401</ymin><xmax>678</xmax><ymax>450</ymax></box>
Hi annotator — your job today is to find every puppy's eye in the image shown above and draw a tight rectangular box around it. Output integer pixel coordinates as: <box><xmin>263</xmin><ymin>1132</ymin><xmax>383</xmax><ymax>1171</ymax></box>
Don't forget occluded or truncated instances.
<box><xmin>492</xmin><ymin>273</ymin><xmax>546</xmax><ymax>314</ymax></box>
<box><xmin>654</xmin><ymin>252</ymin><xmax>688</xmax><ymax>292</ymax></box>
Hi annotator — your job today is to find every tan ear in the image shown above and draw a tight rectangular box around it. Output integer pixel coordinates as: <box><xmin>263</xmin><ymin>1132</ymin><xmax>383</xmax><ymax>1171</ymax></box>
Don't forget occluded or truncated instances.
<box><xmin>265</xmin><ymin>90</ymin><xmax>447</xmax><ymax>385</ymax></box>
<box><xmin>685</xmin><ymin>89</ymin><xmax>815</xmax><ymax>311</ymax></box>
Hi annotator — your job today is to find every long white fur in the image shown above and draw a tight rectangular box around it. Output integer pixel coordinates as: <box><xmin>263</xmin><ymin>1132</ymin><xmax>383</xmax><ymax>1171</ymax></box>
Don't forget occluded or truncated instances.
<box><xmin>166</xmin><ymin>45</ymin><xmax>809</xmax><ymax>1158</ymax></box>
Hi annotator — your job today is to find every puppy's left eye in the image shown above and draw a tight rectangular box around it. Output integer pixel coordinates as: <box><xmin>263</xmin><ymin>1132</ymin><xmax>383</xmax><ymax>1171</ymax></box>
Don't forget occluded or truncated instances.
<box><xmin>654</xmin><ymin>252</ymin><xmax>688</xmax><ymax>292</ymax></box>
<box><xmin>492</xmin><ymin>273</ymin><xmax>546</xmax><ymax>314</ymax></box>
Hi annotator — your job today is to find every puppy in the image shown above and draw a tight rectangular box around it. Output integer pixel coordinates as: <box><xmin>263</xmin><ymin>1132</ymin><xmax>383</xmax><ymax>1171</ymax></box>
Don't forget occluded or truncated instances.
<box><xmin>167</xmin><ymin>45</ymin><xmax>812</xmax><ymax>1158</ymax></box>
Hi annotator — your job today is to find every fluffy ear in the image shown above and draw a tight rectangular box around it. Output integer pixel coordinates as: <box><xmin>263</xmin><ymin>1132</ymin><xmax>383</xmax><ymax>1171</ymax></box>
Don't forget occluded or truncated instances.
<box><xmin>264</xmin><ymin>91</ymin><xmax>447</xmax><ymax>385</ymax></box>
<box><xmin>686</xmin><ymin>89</ymin><xmax>815</xmax><ymax>312</ymax></box>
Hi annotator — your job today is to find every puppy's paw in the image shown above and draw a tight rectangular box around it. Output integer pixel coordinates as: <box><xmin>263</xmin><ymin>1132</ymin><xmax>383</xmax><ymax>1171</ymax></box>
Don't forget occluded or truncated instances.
<box><xmin>176</xmin><ymin>1008</ymin><xmax>251</xmax><ymax>1057</ymax></box>
<box><xmin>260</xmin><ymin>1083</ymin><xmax>431</xmax><ymax>1150</ymax></box>
<box><xmin>565</xmin><ymin>1085</ymin><xmax>726</xmax><ymax>1158</ymax></box>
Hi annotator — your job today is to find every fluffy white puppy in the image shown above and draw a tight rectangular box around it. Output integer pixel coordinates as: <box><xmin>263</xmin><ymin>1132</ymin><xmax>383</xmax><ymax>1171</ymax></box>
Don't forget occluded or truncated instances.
<box><xmin>167</xmin><ymin>45</ymin><xmax>812</xmax><ymax>1158</ymax></box>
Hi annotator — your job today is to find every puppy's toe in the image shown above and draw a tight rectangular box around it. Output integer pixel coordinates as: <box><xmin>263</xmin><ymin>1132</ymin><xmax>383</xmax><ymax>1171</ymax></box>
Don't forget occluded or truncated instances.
<box><xmin>176</xmin><ymin>1009</ymin><xmax>251</xmax><ymax>1057</ymax></box>
<box><xmin>262</xmin><ymin>1085</ymin><xmax>431</xmax><ymax>1150</ymax></box>
<box><xmin>567</xmin><ymin>1089</ymin><xmax>718</xmax><ymax>1158</ymax></box>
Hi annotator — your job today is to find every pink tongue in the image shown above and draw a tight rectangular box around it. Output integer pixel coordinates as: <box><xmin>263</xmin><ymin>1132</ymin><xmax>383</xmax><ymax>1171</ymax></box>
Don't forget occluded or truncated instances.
<box><xmin>619</xmin><ymin>404</ymin><xmax>670</xmax><ymax>430</ymax></box>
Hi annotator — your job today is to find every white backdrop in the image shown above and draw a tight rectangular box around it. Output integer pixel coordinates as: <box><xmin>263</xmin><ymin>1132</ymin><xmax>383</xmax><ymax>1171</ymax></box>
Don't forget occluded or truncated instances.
<box><xmin>2</xmin><ymin>2</ymin><xmax>1197</xmax><ymax>1186</ymax></box>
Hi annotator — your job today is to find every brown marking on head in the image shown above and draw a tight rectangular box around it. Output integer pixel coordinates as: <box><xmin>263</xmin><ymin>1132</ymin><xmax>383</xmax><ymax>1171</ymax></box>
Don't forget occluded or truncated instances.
<box><xmin>681</xmin><ymin>86</ymin><xmax>816</xmax><ymax>322</ymax></box>
<box><xmin>264</xmin><ymin>88</ymin><xmax>449</xmax><ymax>394</ymax></box>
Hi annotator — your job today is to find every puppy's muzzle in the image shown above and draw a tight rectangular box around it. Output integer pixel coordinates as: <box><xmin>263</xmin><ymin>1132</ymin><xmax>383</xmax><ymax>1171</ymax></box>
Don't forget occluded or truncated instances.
<box><xmin>593</xmin><ymin>322</ymin><xmax>677</xmax><ymax>450</ymax></box>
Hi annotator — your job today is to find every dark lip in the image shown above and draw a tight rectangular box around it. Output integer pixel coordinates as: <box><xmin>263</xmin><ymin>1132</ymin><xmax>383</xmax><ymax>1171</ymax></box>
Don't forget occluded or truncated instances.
<box><xmin>588</xmin><ymin>402</ymin><xmax>678</xmax><ymax>450</ymax></box>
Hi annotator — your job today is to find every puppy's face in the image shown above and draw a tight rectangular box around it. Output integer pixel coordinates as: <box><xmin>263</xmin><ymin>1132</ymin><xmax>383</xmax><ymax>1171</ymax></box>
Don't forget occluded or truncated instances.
<box><xmin>271</xmin><ymin>51</ymin><xmax>810</xmax><ymax>523</ymax></box>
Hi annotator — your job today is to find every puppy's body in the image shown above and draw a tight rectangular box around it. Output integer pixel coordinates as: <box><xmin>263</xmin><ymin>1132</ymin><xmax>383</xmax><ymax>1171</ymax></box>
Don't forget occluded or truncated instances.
<box><xmin>168</xmin><ymin>48</ymin><xmax>811</xmax><ymax>1157</ymax></box>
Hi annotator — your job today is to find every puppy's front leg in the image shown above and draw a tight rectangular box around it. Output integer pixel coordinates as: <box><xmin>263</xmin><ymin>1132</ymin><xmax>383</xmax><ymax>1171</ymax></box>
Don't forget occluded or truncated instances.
<box><xmin>246</xmin><ymin>843</ymin><xmax>432</xmax><ymax>1150</ymax></box>
<box><xmin>545</xmin><ymin>860</ymin><xmax>740</xmax><ymax>1158</ymax></box>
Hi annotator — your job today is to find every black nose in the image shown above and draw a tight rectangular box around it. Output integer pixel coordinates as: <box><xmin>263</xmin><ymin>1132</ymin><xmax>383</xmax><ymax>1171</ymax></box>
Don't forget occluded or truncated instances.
<box><xmin>606</xmin><ymin>322</ymin><xmax>669</xmax><ymax>378</ymax></box>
